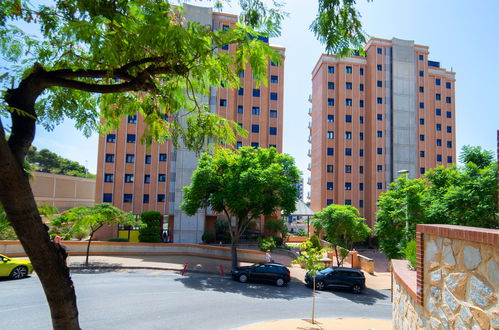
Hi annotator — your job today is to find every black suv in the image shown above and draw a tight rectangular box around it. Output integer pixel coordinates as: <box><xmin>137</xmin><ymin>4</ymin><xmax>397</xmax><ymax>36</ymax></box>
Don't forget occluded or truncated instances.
<box><xmin>305</xmin><ymin>267</ymin><xmax>365</xmax><ymax>293</ymax></box>
<box><xmin>231</xmin><ymin>263</ymin><xmax>290</xmax><ymax>287</ymax></box>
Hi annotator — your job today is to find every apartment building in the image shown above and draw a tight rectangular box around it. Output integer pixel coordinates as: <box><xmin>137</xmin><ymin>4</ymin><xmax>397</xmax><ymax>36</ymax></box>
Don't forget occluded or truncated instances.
<box><xmin>309</xmin><ymin>37</ymin><xmax>456</xmax><ymax>227</ymax></box>
<box><xmin>94</xmin><ymin>4</ymin><xmax>285</xmax><ymax>242</ymax></box>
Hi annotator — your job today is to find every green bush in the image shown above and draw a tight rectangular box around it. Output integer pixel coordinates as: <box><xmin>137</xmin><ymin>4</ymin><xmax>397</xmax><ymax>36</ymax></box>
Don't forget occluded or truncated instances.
<box><xmin>138</xmin><ymin>211</ymin><xmax>162</xmax><ymax>243</ymax></box>
<box><xmin>404</xmin><ymin>239</ymin><xmax>416</xmax><ymax>269</ymax></box>
<box><xmin>296</xmin><ymin>229</ymin><xmax>307</xmax><ymax>237</ymax></box>
<box><xmin>271</xmin><ymin>236</ymin><xmax>283</xmax><ymax>247</ymax></box>
<box><xmin>106</xmin><ymin>238</ymin><xmax>128</xmax><ymax>242</ymax></box>
<box><xmin>201</xmin><ymin>231</ymin><xmax>215</xmax><ymax>244</ymax></box>
<box><xmin>309</xmin><ymin>234</ymin><xmax>322</xmax><ymax>250</ymax></box>
<box><xmin>257</xmin><ymin>237</ymin><xmax>276</xmax><ymax>251</ymax></box>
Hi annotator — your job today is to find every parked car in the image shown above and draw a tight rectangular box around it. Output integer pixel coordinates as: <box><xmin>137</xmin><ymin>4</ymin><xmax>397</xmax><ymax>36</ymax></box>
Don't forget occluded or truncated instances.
<box><xmin>305</xmin><ymin>267</ymin><xmax>365</xmax><ymax>293</ymax></box>
<box><xmin>0</xmin><ymin>254</ymin><xmax>33</xmax><ymax>279</ymax></box>
<box><xmin>231</xmin><ymin>263</ymin><xmax>290</xmax><ymax>287</ymax></box>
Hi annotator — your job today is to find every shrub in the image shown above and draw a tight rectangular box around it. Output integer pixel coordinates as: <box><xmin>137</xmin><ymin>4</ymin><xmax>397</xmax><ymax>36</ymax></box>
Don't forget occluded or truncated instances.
<box><xmin>201</xmin><ymin>231</ymin><xmax>215</xmax><ymax>244</ymax></box>
<box><xmin>309</xmin><ymin>234</ymin><xmax>322</xmax><ymax>250</ymax></box>
<box><xmin>271</xmin><ymin>236</ymin><xmax>283</xmax><ymax>247</ymax></box>
<box><xmin>257</xmin><ymin>237</ymin><xmax>276</xmax><ymax>251</ymax></box>
<box><xmin>138</xmin><ymin>211</ymin><xmax>162</xmax><ymax>243</ymax></box>
<box><xmin>107</xmin><ymin>238</ymin><xmax>128</xmax><ymax>242</ymax></box>
<box><xmin>215</xmin><ymin>218</ymin><xmax>228</xmax><ymax>234</ymax></box>
<box><xmin>404</xmin><ymin>239</ymin><xmax>416</xmax><ymax>269</ymax></box>
<box><xmin>296</xmin><ymin>229</ymin><xmax>307</xmax><ymax>237</ymax></box>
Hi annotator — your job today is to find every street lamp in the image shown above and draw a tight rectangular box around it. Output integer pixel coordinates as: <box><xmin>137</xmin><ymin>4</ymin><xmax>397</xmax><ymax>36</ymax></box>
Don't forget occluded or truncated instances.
<box><xmin>397</xmin><ymin>170</ymin><xmax>409</xmax><ymax>241</ymax></box>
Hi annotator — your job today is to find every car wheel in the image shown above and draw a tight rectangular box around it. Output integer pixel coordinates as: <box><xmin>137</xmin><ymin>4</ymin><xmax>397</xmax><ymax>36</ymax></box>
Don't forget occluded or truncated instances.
<box><xmin>10</xmin><ymin>266</ymin><xmax>28</xmax><ymax>279</ymax></box>
<box><xmin>315</xmin><ymin>281</ymin><xmax>325</xmax><ymax>290</ymax></box>
<box><xmin>239</xmin><ymin>274</ymin><xmax>248</xmax><ymax>283</ymax></box>
<box><xmin>352</xmin><ymin>284</ymin><xmax>362</xmax><ymax>294</ymax></box>
<box><xmin>276</xmin><ymin>278</ymin><xmax>285</xmax><ymax>287</ymax></box>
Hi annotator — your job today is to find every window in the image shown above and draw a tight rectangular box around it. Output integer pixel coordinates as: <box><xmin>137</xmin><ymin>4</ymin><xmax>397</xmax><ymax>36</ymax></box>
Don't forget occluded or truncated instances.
<box><xmin>269</xmin><ymin>144</ymin><xmax>276</xmax><ymax>148</ymax></box>
<box><xmin>447</xmin><ymin>141</ymin><xmax>452</xmax><ymax>148</ymax></box>
<box><xmin>359</xmin><ymin>166</ymin><xmax>364</xmax><ymax>174</ymax></box>
<box><xmin>105</xmin><ymin>154</ymin><xmax>114</xmax><ymax>163</ymax></box>
<box><xmin>377</xmin><ymin>182</ymin><xmax>383</xmax><ymax>189</ymax></box>
<box><xmin>359</xmin><ymin>116</ymin><xmax>364</xmax><ymax>124</ymax></box>
<box><xmin>270</xmin><ymin>60</ymin><xmax>277</xmax><ymax>66</ymax></box>
<box><xmin>123</xmin><ymin>194</ymin><xmax>133</xmax><ymax>203</ymax></box>
<box><xmin>446</xmin><ymin>97</ymin><xmax>452</xmax><ymax>104</ymax></box>
<box><xmin>437</xmin><ymin>154</ymin><xmax>442</xmax><ymax>162</ymax></box>
<box><xmin>269</xmin><ymin>127</ymin><xmax>277</xmax><ymax>135</ymax></box>
<box><xmin>359</xmin><ymin>200</ymin><xmax>364</xmax><ymax>208</ymax></box>
<box><xmin>420</xmin><ymin>168</ymin><xmax>425</xmax><ymax>174</ymax></box>
<box><xmin>346</xmin><ymin>66</ymin><xmax>352</xmax><ymax>74</ymax></box>
<box><xmin>420</xmin><ymin>151</ymin><xmax>425</xmax><ymax>158</ymax></box>
<box><xmin>128</xmin><ymin>115</ymin><xmax>137</xmax><ymax>123</ymax></box>
<box><xmin>377</xmin><ymin>114</ymin><xmax>383</xmax><ymax>120</ymax></box>
<box><xmin>252</xmin><ymin>89</ymin><xmax>260</xmax><ymax>97</ymax></box>
<box><xmin>270</xmin><ymin>93</ymin><xmax>278</xmax><ymax>100</ymax></box>
<box><xmin>238</xmin><ymin>71</ymin><xmax>244</xmax><ymax>78</ymax></box>
<box><xmin>346</xmin><ymin>82</ymin><xmax>352</xmax><ymax>90</ymax></box>
<box><xmin>236</xmin><ymin>141</ymin><xmax>242</xmax><ymax>149</ymax></box>
<box><xmin>419</xmin><ymin>102</ymin><xmax>424</xmax><ymax>109</ymax></box>
<box><xmin>327</xmin><ymin>165</ymin><xmax>334</xmax><ymax>172</ymax></box>
<box><xmin>419</xmin><ymin>86</ymin><xmax>424</xmax><ymax>93</ymax></box>
<box><xmin>446</xmin><ymin>82</ymin><xmax>451</xmax><ymax>89</ymax></box>
<box><xmin>447</xmin><ymin>156</ymin><xmax>453</xmax><ymax>163</ymax></box>
<box><xmin>251</xmin><ymin>107</ymin><xmax>260</xmax><ymax>115</ymax></box>
<box><xmin>377</xmin><ymin>165</ymin><xmax>383</xmax><ymax>172</ymax></box>
<box><xmin>158</xmin><ymin>174</ymin><xmax>166</xmax><ymax>182</ymax></box>
<box><xmin>327</xmin><ymin>98</ymin><xmax>335</xmax><ymax>106</ymax></box>
<box><xmin>159</xmin><ymin>154</ymin><xmax>167</xmax><ymax>161</ymax></box>
<box><xmin>327</xmin><ymin>148</ymin><xmax>334</xmax><ymax>156</ymax></box>
<box><xmin>377</xmin><ymin>48</ymin><xmax>382</xmax><ymax>54</ymax></box>
<box><xmin>419</xmin><ymin>135</ymin><xmax>425</xmax><ymax>141</ymax></box>
<box><xmin>345</xmin><ymin>200</ymin><xmax>352</xmax><ymax>205</ymax></box>
<box><xmin>446</xmin><ymin>111</ymin><xmax>452</xmax><ymax>118</ymax></box>
<box><xmin>436</xmin><ymin>108</ymin><xmax>442</xmax><ymax>116</ymax></box>
<box><xmin>251</xmin><ymin>125</ymin><xmax>260</xmax><ymax>133</ymax></box>
<box><xmin>124</xmin><ymin>174</ymin><xmax>134</xmax><ymax>183</ymax></box>
<box><xmin>377</xmin><ymin>80</ymin><xmax>382</xmax><ymax>87</ymax></box>
<box><xmin>327</xmin><ymin>66</ymin><xmax>335</xmax><ymax>74</ymax></box>
<box><xmin>251</xmin><ymin>142</ymin><xmax>259</xmax><ymax>148</ymax></box>
<box><xmin>446</xmin><ymin>126</ymin><xmax>452</xmax><ymax>133</ymax></box>
<box><xmin>220</xmin><ymin>99</ymin><xmax>227</xmax><ymax>106</ymax></box>
<box><xmin>359</xmin><ymin>100</ymin><xmax>364</xmax><ymax>108</ymax></box>
<box><xmin>359</xmin><ymin>68</ymin><xmax>364</xmax><ymax>75</ymax></box>
<box><xmin>237</xmin><ymin>106</ymin><xmax>244</xmax><ymax>114</ymax></box>
<box><xmin>126</xmin><ymin>154</ymin><xmax>135</xmax><ymax>163</ymax></box>
<box><xmin>345</xmin><ymin>148</ymin><xmax>352</xmax><ymax>156</ymax></box>
<box><xmin>345</xmin><ymin>165</ymin><xmax>351</xmax><ymax>173</ymax></box>
<box><xmin>328</xmin><ymin>82</ymin><xmax>335</xmax><ymax>90</ymax></box>
<box><xmin>345</xmin><ymin>131</ymin><xmax>352</xmax><ymax>139</ymax></box>
<box><xmin>435</xmin><ymin>78</ymin><xmax>441</xmax><ymax>86</ymax></box>
<box><xmin>345</xmin><ymin>182</ymin><xmax>352</xmax><ymax>190</ymax></box>
<box><xmin>221</xmin><ymin>44</ymin><xmax>229</xmax><ymax>50</ymax></box>
<box><xmin>327</xmin><ymin>115</ymin><xmax>334</xmax><ymax>123</ymax></box>
<box><xmin>437</xmin><ymin>139</ymin><xmax>442</xmax><ymax>146</ymax></box>
<box><xmin>326</xmin><ymin>199</ymin><xmax>333</xmax><ymax>206</ymax></box>
<box><xmin>106</xmin><ymin>134</ymin><xmax>116</xmax><ymax>143</ymax></box>
<box><xmin>103</xmin><ymin>193</ymin><xmax>113</xmax><ymax>203</ymax></box>
<box><xmin>144</xmin><ymin>175</ymin><xmax>150</xmax><ymax>184</ymax></box>
<box><xmin>346</xmin><ymin>99</ymin><xmax>353</xmax><ymax>106</ymax></box>
<box><xmin>104</xmin><ymin>174</ymin><xmax>114</xmax><ymax>182</ymax></box>
<box><xmin>359</xmin><ymin>183</ymin><xmax>364</xmax><ymax>191</ymax></box>
<box><xmin>270</xmin><ymin>75</ymin><xmax>278</xmax><ymax>83</ymax></box>
<box><xmin>126</xmin><ymin>134</ymin><xmax>136</xmax><ymax>143</ymax></box>
<box><xmin>419</xmin><ymin>71</ymin><xmax>424</xmax><ymax>77</ymax></box>
<box><xmin>157</xmin><ymin>194</ymin><xmax>166</xmax><ymax>202</ymax></box>
<box><xmin>436</xmin><ymin>124</ymin><xmax>442</xmax><ymax>131</ymax></box>
<box><xmin>377</xmin><ymin>64</ymin><xmax>382</xmax><ymax>71</ymax></box>
<box><xmin>377</xmin><ymin>97</ymin><xmax>383</xmax><ymax>104</ymax></box>
<box><xmin>145</xmin><ymin>155</ymin><xmax>151</xmax><ymax>164</ymax></box>
<box><xmin>377</xmin><ymin>130</ymin><xmax>382</xmax><ymax>138</ymax></box>
<box><xmin>327</xmin><ymin>182</ymin><xmax>334</xmax><ymax>190</ymax></box>
<box><xmin>419</xmin><ymin>54</ymin><xmax>424</xmax><ymax>60</ymax></box>
<box><xmin>436</xmin><ymin>93</ymin><xmax>441</xmax><ymax>101</ymax></box>
<box><xmin>419</xmin><ymin>118</ymin><xmax>425</xmax><ymax>125</ymax></box>
<box><xmin>345</xmin><ymin>115</ymin><xmax>352</xmax><ymax>123</ymax></box>
<box><xmin>270</xmin><ymin>110</ymin><xmax>278</xmax><ymax>118</ymax></box>
<box><xmin>377</xmin><ymin>148</ymin><xmax>383</xmax><ymax>154</ymax></box>
<box><xmin>327</xmin><ymin>131</ymin><xmax>334</xmax><ymax>139</ymax></box>
<box><xmin>359</xmin><ymin>84</ymin><xmax>364</xmax><ymax>91</ymax></box>
<box><xmin>143</xmin><ymin>194</ymin><xmax>149</xmax><ymax>204</ymax></box>
<box><xmin>238</xmin><ymin>88</ymin><xmax>244</xmax><ymax>95</ymax></box>
<box><xmin>359</xmin><ymin>149</ymin><xmax>364</xmax><ymax>157</ymax></box>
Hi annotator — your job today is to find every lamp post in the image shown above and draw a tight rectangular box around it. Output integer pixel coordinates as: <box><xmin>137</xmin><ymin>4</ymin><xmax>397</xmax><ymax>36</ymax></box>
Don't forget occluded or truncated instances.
<box><xmin>397</xmin><ymin>169</ymin><xmax>409</xmax><ymax>241</ymax></box>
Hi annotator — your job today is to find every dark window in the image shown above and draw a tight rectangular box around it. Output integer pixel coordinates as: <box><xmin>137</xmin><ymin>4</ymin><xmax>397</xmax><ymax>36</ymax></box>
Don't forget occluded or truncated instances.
<box><xmin>345</xmin><ymin>200</ymin><xmax>352</xmax><ymax>205</ymax></box>
<box><xmin>270</xmin><ymin>110</ymin><xmax>278</xmax><ymax>118</ymax></box>
<box><xmin>327</xmin><ymin>182</ymin><xmax>334</xmax><ymax>190</ymax></box>
<box><xmin>159</xmin><ymin>154</ymin><xmax>167</xmax><ymax>161</ymax></box>
<box><xmin>359</xmin><ymin>84</ymin><xmax>364</xmax><ymax>91</ymax></box>
<box><xmin>377</xmin><ymin>114</ymin><xmax>383</xmax><ymax>120</ymax></box>
<box><xmin>328</xmin><ymin>66</ymin><xmax>335</xmax><ymax>74</ymax></box>
<box><xmin>220</xmin><ymin>99</ymin><xmax>227</xmax><ymax>106</ymax></box>
<box><xmin>252</xmin><ymin>107</ymin><xmax>260</xmax><ymax>115</ymax></box>
<box><xmin>359</xmin><ymin>100</ymin><xmax>364</xmax><ymax>107</ymax></box>
<box><xmin>359</xmin><ymin>116</ymin><xmax>364</xmax><ymax>124</ymax></box>
<box><xmin>377</xmin><ymin>130</ymin><xmax>382</xmax><ymax>137</ymax></box>
<box><xmin>419</xmin><ymin>86</ymin><xmax>424</xmax><ymax>93</ymax></box>
<box><xmin>270</xmin><ymin>75</ymin><xmax>278</xmax><ymax>83</ymax></box>
<box><xmin>269</xmin><ymin>127</ymin><xmax>277</xmax><ymax>135</ymax></box>
<box><xmin>377</xmin><ymin>182</ymin><xmax>383</xmax><ymax>189</ymax></box>
<box><xmin>327</xmin><ymin>115</ymin><xmax>334</xmax><ymax>123</ymax></box>
<box><xmin>435</xmin><ymin>78</ymin><xmax>441</xmax><ymax>86</ymax></box>
<box><xmin>359</xmin><ymin>149</ymin><xmax>364</xmax><ymax>157</ymax></box>
<box><xmin>345</xmin><ymin>115</ymin><xmax>352</xmax><ymax>123</ymax></box>
<box><xmin>327</xmin><ymin>131</ymin><xmax>334</xmax><ymax>139</ymax></box>
<box><xmin>345</xmin><ymin>131</ymin><xmax>352</xmax><ymax>139</ymax></box>
<box><xmin>238</xmin><ymin>88</ymin><xmax>244</xmax><ymax>95</ymax></box>
<box><xmin>345</xmin><ymin>182</ymin><xmax>352</xmax><ymax>190</ymax></box>
<box><xmin>447</xmin><ymin>156</ymin><xmax>453</xmax><ymax>163</ymax></box>
<box><xmin>124</xmin><ymin>174</ymin><xmax>134</xmax><ymax>183</ymax></box>
<box><xmin>436</xmin><ymin>93</ymin><xmax>441</xmax><ymax>101</ymax></box>
<box><xmin>251</xmin><ymin>125</ymin><xmax>259</xmax><ymax>133</ymax></box>
<box><xmin>236</xmin><ymin>141</ymin><xmax>242</xmax><ymax>149</ymax></box>
<box><xmin>104</xmin><ymin>174</ymin><xmax>114</xmax><ymax>182</ymax></box>
<box><xmin>327</xmin><ymin>165</ymin><xmax>334</xmax><ymax>173</ymax></box>
<box><xmin>222</xmin><ymin>24</ymin><xmax>230</xmax><ymax>31</ymax></box>
<box><xmin>144</xmin><ymin>175</ymin><xmax>150</xmax><ymax>184</ymax></box>
<box><xmin>237</xmin><ymin>106</ymin><xmax>244</xmax><ymax>114</ymax></box>
<box><xmin>377</xmin><ymin>148</ymin><xmax>383</xmax><ymax>154</ymax></box>
<box><xmin>251</xmin><ymin>142</ymin><xmax>259</xmax><ymax>148</ymax></box>
<box><xmin>345</xmin><ymin>165</ymin><xmax>351</xmax><ymax>173</ymax></box>
<box><xmin>359</xmin><ymin>166</ymin><xmax>364</xmax><ymax>174</ymax></box>
<box><xmin>346</xmin><ymin>99</ymin><xmax>353</xmax><ymax>106</ymax></box>
<box><xmin>436</xmin><ymin>108</ymin><xmax>442</xmax><ymax>116</ymax></box>
<box><xmin>377</xmin><ymin>165</ymin><xmax>383</xmax><ymax>172</ymax></box>
<box><xmin>377</xmin><ymin>97</ymin><xmax>383</xmax><ymax>104</ymax></box>
<box><xmin>346</xmin><ymin>82</ymin><xmax>352</xmax><ymax>90</ymax></box>
<box><xmin>420</xmin><ymin>151</ymin><xmax>425</xmax><ymax>158</ymax></box>
<box><xmin>269</xmin><ymin>144</ymin><xmax>277</xmax><ymax>148</ymax></box>
<box><xmin>419</xmin><ymin>71</ymin><xmax>424</xmax><ymax>77</ymax></box>
<box><xmin>157</xmin><ymin>194</ymin><xmax>166</xmax><ymax>202</ymax></box>
<box><xmin>158</xmin><ymin>174</ymin><xmax>166</xmax><ymax>182</ymax></box>
<box><xmin>446</xmin><ymin>97</ymin><xmax>452</xmax><ymax>104</ymax></box>
<box><xmin>123</xmin><ymin>194</ymin><xmax>133</xmax><ymax>203</ymax></box>
<box><xmin>377</xmin><ymin>48</ymin><xmax>382</xmax><ymax>54</ymax></box>
<box><xmin>359</xmin><ymin>183</ymin><xmax>364</xmax><ymax>191</ymax></box>
<box><xmin>126</xmin><ymin>154</ymin><xmax>135</xmax><ymax>163</ymax></box>
<box><xmin>377</xmin><ymin>65</ymin><xmax>382</xmax><ymax>71</ymax></box>
<box><xmin>127</xmin><ymin>115</ymin><xmax>137</xmax><ymax>123</ymax></box>
<box><xmin>359</xmin><ymin>200</ymin><xmax>364</xmax><ymax>208</ymax></box>
<box><xmin>221</xmin><ymin>44</ymin><xmax>229</xmax><ymax>50</ymax></box>
<box><xmin>436</xmin><ymin>124</ymin><xmax>442</xmax><ymax>131</ymax></box>
<box><xmin>419</xmin><ymin>102</ymin><xmax>424</xmax><ymax>109</ymax></box>
<box><xmin>446</xmin><ymin>126</ymin><xmax>452</xmax><ymax>133</ymax></box>
<box><xmin>420</xmin><ymin>135</ymin><xmax>425</xmax><ymax>141</ymax></box>
<box><xmin>420</xmin><ymin>168</ymin><xmax>425</xmax><ymax>174</ymax></box>
<box><xmin>447</xmin><ymin>141</ymin><xmax>452</xmax><ymax>148</ymax></box>
<box><xmin>126</xmin><ymin>134</ymin><xmax>136</xmax><ymax>143</ymax></box>
<box><xmin>270</xmin><ymin>60</ymin><xmax>277</xmax><ymax>66</ymax></box>
<box><xmin>145</xmin><ymin>155</ymin><xmax>151</xmax><ymax>164</ymax></box>
<box><xmin>327</xmin><ymin>148</ymin><xmax>334</xmax><ymax>156</ymax></box>
<box><xmin>328</xmin><ymin>82</ymin><xmax>335</xmax><ymax>90</ymax></box>
<box><xmin>419</xmin><ymin>118</ymin><xmax>425</xmax><ymax>125</ymax></box>
<box><xmin>446</xmin><ymin>82</ymin><xmax>451</xmax><ymax>89</ymax></box>
<box><xmin>359</xmin><ymin>132</ymin><xmax>364</xmax><ymax>140</ymax></box>
<box><xmin>346</xmin><ymin>66</ymin><xmax>352</xmax><ymax>74</ymax></box>
<box><xmin>437</xmin><ymin>139</ymin><xmax>442</xmax><ymax>146</ymax></box>
<box><xmin>446</xmin><ymin>111</ymin><xmax>452</xmax><ymax>118</ymax></box>
<box><xmin>105</xmin><ymin>154</ymin><xmax>114</xmax><ymax>163</ymax></box>
<box><xmin>143</xmin><ymin>194</ymin><xmax>149</xmax><ymax>204</ymax></box>
<box><xmin>437</xmin><ymin>154</ymin><xmax>442</xmax><ymax>162</ymax></box>
<box><xmin>326</xmin><ymin>199</ymin><xmax>333</xmax><ymax>206</ymax></box>
<box><xmin>106</xmin><ymin>134</ymin><xmax>116</xmax><ymax>143</ymax></box>
<box><xmin>327</xmin><ymin>98</ymin><xmax>335</xmax><ymax>106</ymax></box>
<box><xmin>419</xmin><ymin>54</ymin><xmax>423</xmax><ymax>60</ymax></box>
<box><xmin>377</xmin><ymin>80</ymin><xmax>382</xmax><ymax>87</ymax></box>
<box><xmin>103</xmin><ymin>193</ymin><xmax>113</xmax><ymax>203</ymax></box>
<box><xmin>270</xmin><ymin>93</ymin><xmax>278</xmax><ymax>100</ymax></box>
<box><xmin>238</xmin><ymin>71</ymin><xmax>244</xmax><ymax>78</ymax></box>
<box><xmin>345</xmin><ymin>148</ymin><xmax>352</xmax><ymax>156</ymax></box>
<box><xmin>253</xmin><ymin>89</ymin><xmax>260</xmax><ymax>97</ymax></box>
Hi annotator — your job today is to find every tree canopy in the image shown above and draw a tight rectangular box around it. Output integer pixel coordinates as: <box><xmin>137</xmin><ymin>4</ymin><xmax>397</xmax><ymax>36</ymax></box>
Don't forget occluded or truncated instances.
<box><xmin>181</xmin><ymin>146</ymin><xmax>299</xmax><ymax>269</ymax></box>
<box><xmin>26</xmin><ymin>146</ymin><xmax>93</xmax><ymax>177</ymax></box>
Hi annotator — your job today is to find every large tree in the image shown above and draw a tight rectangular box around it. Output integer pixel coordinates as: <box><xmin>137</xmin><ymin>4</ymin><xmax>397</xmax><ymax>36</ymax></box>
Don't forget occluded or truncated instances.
<box><xmin>0</xmin><ymin>1</ymin><xmax>367</xmax><ymax>328</ymax></box>
<box><xmin>181</xmin><ymin>147</ymin><xmax>300</xmax><ymax>269</ymax></box>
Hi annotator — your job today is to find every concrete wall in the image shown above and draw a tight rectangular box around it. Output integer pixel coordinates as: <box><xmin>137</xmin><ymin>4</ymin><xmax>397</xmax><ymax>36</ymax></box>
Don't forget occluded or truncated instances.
<box><xmin>392</xmin><ymin>224</ymin><xmax>499</xmax><ymax>330</ymax></box>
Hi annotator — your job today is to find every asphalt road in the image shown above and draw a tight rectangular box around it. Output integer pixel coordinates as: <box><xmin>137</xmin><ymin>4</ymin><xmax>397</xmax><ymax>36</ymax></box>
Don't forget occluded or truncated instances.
<box><xmin>1</xmin><ymin>270</ymin><xmax>392</xmax><ymax>329</ymax></box>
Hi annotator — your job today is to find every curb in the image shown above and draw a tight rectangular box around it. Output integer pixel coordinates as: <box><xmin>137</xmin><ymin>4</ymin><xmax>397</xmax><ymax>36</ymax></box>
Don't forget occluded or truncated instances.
<box><xmin>68</xmin><ymin>265</ymin><xmax>231</xmax><ymax>277</ymax></box>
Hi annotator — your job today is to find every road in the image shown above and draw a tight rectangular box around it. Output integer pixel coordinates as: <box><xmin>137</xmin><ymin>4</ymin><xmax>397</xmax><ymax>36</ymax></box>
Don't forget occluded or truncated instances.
<box><xmin>1</xmin><ymin>270</ymin><xmax>392</xmax><ymax>329</ymax></box>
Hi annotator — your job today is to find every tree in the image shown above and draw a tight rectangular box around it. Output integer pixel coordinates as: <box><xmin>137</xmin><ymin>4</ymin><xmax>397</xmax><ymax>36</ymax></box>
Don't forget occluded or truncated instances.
<box><xmin>138</xmin><ymin>211</ymin><xmax>162</xmax><ymax>243</ymax></box>
<box><xmin>0</xmin><ymin>1</ymin><xmax>367</xmax><ymax>327</ymax></box>
<box><xmin>181</xmin><ymin>147</ymin><xmax>299</xmax><ymax>269</ymax></box>
<box><xmin>313</xmin><ymin>204</ymin><xmax>371</xmax><ymax>266</ymax></box>
<box><xmin>459</xmin><ymin>145</ymin><xmax>494</xmax><ymax>169</ymax></box>
<box><xmin>51</xmin><ymin>204</ymin><xmax>138</xmax><ymax>266</ymax></box>
<box><xmin>25</xmin><ymin>146</ymin><xmax>93</xmax><ymax>177</ymax></box>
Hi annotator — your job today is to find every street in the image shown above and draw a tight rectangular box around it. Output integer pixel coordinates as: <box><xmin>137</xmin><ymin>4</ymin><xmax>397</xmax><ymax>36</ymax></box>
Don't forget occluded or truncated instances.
<box><xmin>1</xmin><ymin>270</ymin><xmax>391</xmax><ymax>329</ymax></box>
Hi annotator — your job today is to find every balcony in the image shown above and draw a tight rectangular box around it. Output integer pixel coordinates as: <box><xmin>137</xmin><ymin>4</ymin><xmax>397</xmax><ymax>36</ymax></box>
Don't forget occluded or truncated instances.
<box><xmin>307</xmin><ymin>149</ymin><xmax>311</xmax><ymax>157</ymax></box>
<box><xmin>307</xmin><ymin>177</ymin><xmax>311</xmax><ymax>185</ymax></box>
<box><xmin>307</xmin><ymin>162</ymin><xmax>311</xmax><ymax>170</ymax></box>
<box><xmin>308</xmin><ymin>94</ymin><xmax>312</xmax><ymax>103</ymax></box>
<box><xmin>307</xmin><ymin>136</ymin><xmax>312</xmax><ymax>143</ymax></box>
<box><xmin>308</xmin><ymin>108</ymin><xmax>312</xmax><ymax>116</ymax></box>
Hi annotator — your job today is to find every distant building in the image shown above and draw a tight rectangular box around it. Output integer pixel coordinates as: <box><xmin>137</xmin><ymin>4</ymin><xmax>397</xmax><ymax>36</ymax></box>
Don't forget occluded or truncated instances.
<box><xmin>308</xmin><ymin>37</ymin><xmax>456</xmax><ymax>227</ymax></box>
<box><xmin>296</xmin><ymin>175</ymin><xmax>304</xmax><ymax>200</ymax></box>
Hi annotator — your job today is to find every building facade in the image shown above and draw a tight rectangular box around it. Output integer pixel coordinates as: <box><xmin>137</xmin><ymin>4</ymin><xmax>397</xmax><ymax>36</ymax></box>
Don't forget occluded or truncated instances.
<box><xmin>309</xmin><ymin>37</ymin><xmax>456</xmax><ymax>227</ymax></box>
<box><xmin>94</xmin><ymin>4</ymin><xmax>285</xmax><ymax>242</ymax></box>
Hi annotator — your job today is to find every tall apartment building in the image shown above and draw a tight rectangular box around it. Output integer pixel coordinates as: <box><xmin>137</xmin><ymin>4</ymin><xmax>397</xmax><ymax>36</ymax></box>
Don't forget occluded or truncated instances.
<box><xmin>94</xmin><ymin>4</ymin><xmax>285</xmax><ymax>243</ymax></box>
<box><xmin>309</xmin><ymin>37</ymin><xmax>456</xmax><ymax>227</ymax></box>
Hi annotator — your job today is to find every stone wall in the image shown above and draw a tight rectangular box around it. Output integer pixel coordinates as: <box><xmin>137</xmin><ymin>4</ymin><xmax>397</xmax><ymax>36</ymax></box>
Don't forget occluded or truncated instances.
<box><xmin>392</xmin><ymin>224</ymin><xmax>499</xmax><ymax>330</ymax></box>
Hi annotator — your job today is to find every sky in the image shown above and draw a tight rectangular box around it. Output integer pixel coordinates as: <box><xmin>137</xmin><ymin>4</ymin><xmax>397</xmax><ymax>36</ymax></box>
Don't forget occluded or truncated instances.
<box><xmin>27</xmin><ymin>0</ymin><xmax>499</xmax><ymax>199</ymax></box>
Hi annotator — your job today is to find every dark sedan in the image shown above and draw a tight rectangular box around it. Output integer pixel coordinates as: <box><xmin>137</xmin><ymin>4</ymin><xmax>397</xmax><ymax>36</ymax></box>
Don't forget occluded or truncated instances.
<box><xmin>305</xmin><ymin>267</ymin><xmax>365</xmax><ymax>293</ymax></box>
<box><xmin>231</xmin><ymin>263</ymin><xmax>290</xmax><ymax>287</ymax></box>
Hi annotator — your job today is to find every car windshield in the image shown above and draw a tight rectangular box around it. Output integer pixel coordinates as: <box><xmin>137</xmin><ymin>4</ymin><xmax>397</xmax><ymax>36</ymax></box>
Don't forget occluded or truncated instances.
<box><xmin>319</xmin><ymin>268</ymin><xmax>334</xmax><ymax>275</ymax></box>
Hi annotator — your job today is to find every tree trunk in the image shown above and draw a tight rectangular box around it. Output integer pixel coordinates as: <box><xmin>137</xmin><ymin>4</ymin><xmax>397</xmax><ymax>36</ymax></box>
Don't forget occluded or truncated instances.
<box><xmin>231</xmin><ymin>236</ymin><xmax>239</xmax><ymax>270</ymax></box>
<box><xmin>85</xmin><ymin>234</ymin><xmax>93</xmax><ymax>267</ymax></box>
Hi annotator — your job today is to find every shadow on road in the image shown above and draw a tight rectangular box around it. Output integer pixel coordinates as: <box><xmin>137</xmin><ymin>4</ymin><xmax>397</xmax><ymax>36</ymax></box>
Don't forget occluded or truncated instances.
<box><xmin>315</xmin><ymin>287</ymin><xmax>391</xmax><ymax>306</ymax></box>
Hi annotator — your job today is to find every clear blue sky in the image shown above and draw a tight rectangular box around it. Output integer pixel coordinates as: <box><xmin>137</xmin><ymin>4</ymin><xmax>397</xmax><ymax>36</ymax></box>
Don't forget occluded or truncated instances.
<box><xmin>31</xmin><ymin>0</ymin><xmax>499</xmax><ymax>200</ymax></box>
